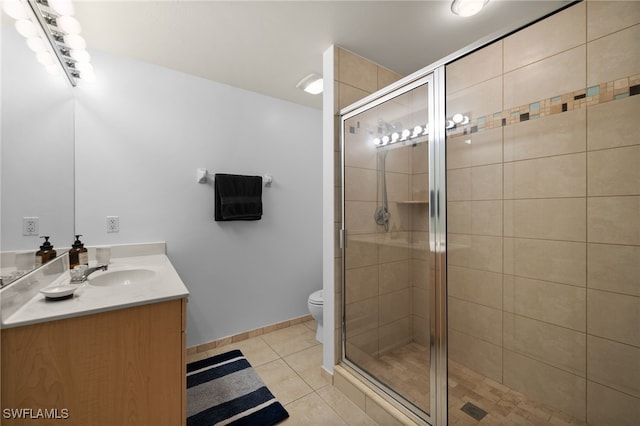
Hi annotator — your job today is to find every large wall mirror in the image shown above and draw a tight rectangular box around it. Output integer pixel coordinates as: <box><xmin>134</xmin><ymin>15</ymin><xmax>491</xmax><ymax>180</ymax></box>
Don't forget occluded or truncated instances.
<box><xmin>1</xmin><ymin>17</ymin><xmax>74</xmax><ymax>284</ymax></box>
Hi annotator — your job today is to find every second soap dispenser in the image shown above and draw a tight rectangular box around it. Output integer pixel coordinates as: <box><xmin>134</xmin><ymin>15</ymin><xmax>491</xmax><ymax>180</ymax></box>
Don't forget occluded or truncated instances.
<box><xmin>35</xmin><ymin>236</ymin><xmax>57</xmax><ymax>266</ymax></box>
<box><xmin>69</xmin><ymin>235</ymin><xmax>89</xmax><ymax>270</ymax></box>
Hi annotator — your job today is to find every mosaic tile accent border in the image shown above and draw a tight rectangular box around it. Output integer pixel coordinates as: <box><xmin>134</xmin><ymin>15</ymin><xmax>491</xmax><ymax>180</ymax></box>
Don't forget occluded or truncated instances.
<box><xmin>448</xmin><ymin>74</ymin><xmax>640</xmax><ymax>137</ymax></box>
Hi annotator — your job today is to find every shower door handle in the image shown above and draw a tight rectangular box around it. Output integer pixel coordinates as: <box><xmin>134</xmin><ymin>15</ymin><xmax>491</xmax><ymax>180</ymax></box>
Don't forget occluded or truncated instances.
<box><xmin>430</xmin><ymin>190</ymin><xmax>436</xmax><ymax>218</ymax></box>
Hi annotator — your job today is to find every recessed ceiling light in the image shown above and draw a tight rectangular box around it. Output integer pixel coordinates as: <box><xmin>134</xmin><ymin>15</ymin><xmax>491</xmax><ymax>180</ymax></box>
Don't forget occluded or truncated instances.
<box><xmin>296</xmin><ymin>73</ymin><xmax>323</xmax><ymax>95</ymax></box>
<box><xmin>451</xmin><ymin>0</ymin><xmax>489</xmax><ymax>17</ymax></box>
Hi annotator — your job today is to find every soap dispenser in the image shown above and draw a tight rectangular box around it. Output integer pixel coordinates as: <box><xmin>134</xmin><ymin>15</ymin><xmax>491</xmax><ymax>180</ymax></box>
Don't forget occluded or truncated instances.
<box><xmin>35</xmin><ymin>236</ymin><xmax>57</xmax><ymax>266</ymax></box>
<box><xmin>69</xmin><ymin>234</ymin><xmax>89</xmax><ymax>270</ymax></box>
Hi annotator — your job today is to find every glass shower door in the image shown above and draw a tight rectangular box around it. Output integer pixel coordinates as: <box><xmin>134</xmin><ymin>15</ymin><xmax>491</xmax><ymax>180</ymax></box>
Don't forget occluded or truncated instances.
<box><xmin>341</xmin><ymin>75</ymin><xmax>435</xmax><ymax>421</ymax></box>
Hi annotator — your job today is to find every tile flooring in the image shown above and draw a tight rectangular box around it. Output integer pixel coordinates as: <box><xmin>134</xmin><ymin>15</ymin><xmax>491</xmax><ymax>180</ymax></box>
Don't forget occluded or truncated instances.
<box><xmin>188</xmin><ymin>322</ymin><xmax>588</xmax><ymax>426</ymax></box>
<box><xmin>186</xmin><ymin>319</ymin><xmax>378</xmax><ymax>425</ymax></box>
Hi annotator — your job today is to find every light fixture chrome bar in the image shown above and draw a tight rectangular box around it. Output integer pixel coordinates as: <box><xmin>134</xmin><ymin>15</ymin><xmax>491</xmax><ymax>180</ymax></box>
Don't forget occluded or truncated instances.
<box><xmin>26</xmin><ymin>0</ymin><xmax>77</xmax><ymax>86</ymax></box>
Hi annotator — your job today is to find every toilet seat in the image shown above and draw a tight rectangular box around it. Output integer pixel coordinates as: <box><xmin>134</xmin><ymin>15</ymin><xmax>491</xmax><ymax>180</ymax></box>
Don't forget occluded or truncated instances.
<box><xmin>308</xmin><ymin>289</ymin><xmax>323</xmax><ymax>305</ymax></box>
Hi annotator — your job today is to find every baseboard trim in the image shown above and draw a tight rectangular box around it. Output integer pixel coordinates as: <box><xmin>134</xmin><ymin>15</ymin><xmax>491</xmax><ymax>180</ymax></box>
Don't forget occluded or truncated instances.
<box><xmin>186</xmin><ymin>314</ymin><xmax>314</xmax><ymax>355</ymax></box>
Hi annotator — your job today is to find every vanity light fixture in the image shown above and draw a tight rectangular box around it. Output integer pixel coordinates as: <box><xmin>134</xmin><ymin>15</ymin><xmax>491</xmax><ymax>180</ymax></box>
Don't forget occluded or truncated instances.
<box><xmin>48</xmin><ymin>0</ymin><xmax>74</xmax><ymax>16</ymax></box>
<box><xmin>452</xmin><ymin>113</ymin><xmax>469</xmax><ymax>125</ymax></box>
<box><xmin>373</xmin><ymin>124</ymin><xmax>429</xmax><ymax>147</ymax></box>
<box><xmin>15</xmin><ymin>19</ymin><xmax>38</xmax><ymax>37</ymax></box>
<box><xmin>2</xmin><ymin>0</ymin><xmax>94</xmax><ymax>85</ymax></box>
<box><xmin>296</xmin><ymin>73</ymin><xmax>324</xmax><ymax>95</ymax></box>
<box><xmin>57</xmin><ymin>15</ymin><xmax>81</xmax><ymax>34</ymax></box>
<box><xmin>376</xmin><ymin>114</ymin><xmax>469</xmax><ymax>145</ymax></box>
<box><xmin>446</xmin><ymin>113</ymin><xmax>470</xmax><ymax>129</ymax></box>
<box><xmin>451</xmin><ymin>0</ymin><xmax>489</xmax><ymax>17</ymax></box>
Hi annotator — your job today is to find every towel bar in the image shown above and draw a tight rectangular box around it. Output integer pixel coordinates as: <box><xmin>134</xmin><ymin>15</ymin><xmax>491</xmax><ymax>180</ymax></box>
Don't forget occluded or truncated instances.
<box><xmin>197</xmin><ymin>168</ymin><xmax>272</xmax><ymax>186</ymax></box>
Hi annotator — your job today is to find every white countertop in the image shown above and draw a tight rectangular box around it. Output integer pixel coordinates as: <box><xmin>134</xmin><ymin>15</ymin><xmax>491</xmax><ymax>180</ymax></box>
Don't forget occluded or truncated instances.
<box><xmin>1</xmin><ymin>249</ymin><xmax>189</xmax><ymax>329</ymax></box>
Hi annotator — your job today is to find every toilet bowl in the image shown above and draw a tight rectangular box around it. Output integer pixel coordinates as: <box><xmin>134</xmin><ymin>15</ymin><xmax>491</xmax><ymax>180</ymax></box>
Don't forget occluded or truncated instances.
<box><xmin>307</xmin><ymin>289</ymin><xmax>323</xmax><ymax>343</ymax></box>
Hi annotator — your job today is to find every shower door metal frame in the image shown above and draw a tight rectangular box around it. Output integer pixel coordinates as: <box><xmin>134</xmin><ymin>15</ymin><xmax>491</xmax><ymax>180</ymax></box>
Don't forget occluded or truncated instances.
<box><xmin>430</xmin><ymin>65</ymin><xmax>447</xmax><ymax>426</ymax></box>
<box><xmin>339</xmin><ymin>66</ymin><xmax>447</xmax><ymax>426</ymax></box>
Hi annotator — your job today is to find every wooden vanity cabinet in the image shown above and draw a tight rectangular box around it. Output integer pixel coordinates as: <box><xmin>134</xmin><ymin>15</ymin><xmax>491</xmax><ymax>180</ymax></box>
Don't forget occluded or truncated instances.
<box><xmin>1</xmin><ymin>298</ymin><xmax>187</xmax><ymax>425</ymax></box>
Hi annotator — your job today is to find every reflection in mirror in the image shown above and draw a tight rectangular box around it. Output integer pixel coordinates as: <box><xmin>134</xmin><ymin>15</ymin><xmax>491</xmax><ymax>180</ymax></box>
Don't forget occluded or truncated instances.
<box><xmin>1</xmin><ymin>16</ymin><xmax>74</xmax><ymax>286</ymax></box>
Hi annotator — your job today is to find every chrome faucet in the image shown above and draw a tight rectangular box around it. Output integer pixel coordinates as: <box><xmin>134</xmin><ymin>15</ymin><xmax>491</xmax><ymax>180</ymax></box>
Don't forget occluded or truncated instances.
<box><xmin>70</xmin><ymin>265</ymin><xmax>108</xmax><ymax>283</ymax></box>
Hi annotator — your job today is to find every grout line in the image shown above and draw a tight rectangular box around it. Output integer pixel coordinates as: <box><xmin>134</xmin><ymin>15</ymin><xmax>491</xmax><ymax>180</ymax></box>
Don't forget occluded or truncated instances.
<box><xmin>233</xmin><ymin>325</ymin><xmax>357</xmax><ymax>425</ymax></box>
<box><xmin>187</xmin><ymin>314</ymin><xmax>314</xmax><ymax>354</ymax></box>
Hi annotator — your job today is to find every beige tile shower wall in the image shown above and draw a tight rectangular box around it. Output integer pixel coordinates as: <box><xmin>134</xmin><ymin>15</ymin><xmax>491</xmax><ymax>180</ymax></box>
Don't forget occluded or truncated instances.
<box><xmin>446</xmin><ymin>1</ymin><xmax>640</xmax><ymax>423</ymax></box>
<box><xmin>410</xmin><ymin>141</ymin><xmax>431</xmax><ymax>347</ymax></box>
<box><xmin>335</xmin><ymin>47</ymin><xmax>405</xmax><ymax>362</ymax></box>
<box><xmin>446</xmin><ymin>33</ymin><xmax>505</xmax><ymax>386</ymax></box>
<box><xmin>584</xmin><ymin>2</ymin><xmax>640</xmax><ymax>423</ymax></box>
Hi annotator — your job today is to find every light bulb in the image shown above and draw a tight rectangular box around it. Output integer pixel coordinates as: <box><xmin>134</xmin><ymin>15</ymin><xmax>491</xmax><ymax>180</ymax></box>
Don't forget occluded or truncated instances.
<box><xmin>452</xmin><ymin>113</ymin><xmax>464</xmax><ymax>124</ymax></box>
<box><xmin>15</xmin><ymin>20</ymin><xmax>38</xmax><ymax>38</ymax></box>
<box><xmin>373</xmin><ymin>138</ymin><xmax>382</xmax><ymax>146</ymax></box>
<box><xmin>70</xmin><ymin>49</ymin><xmax>91</xmax><ymax>63</ymax></box>
<box><xmin>64</xmin><ymin>34</ymin><xmax>86</xmax><ymax>50</ymax></box>
<box><xmin>48</xmin><ymin>0</ymin><xmax>74</xmax><ymax>16</ymax></box>
<box><xmin>36</xmin><ymin>51</ymin><xmax>56</xmax><ymax>66</ymax></box>
<box><xmin>451</xmin><ymin>0</ymin><xmax>489</xmax><ymax>17</ymax></box>
<box><xmin>401</xmin><ymin>129</ymin><xmax>411</xmax><ymax>140</ymax></box>
<box><xmin>26</xmin><ymin>37</ymin><xmax>47</xmax><ymax>52</ymax></box>
<box><xmin>3</xmin><ymin>0</ymin><xmax>28</xmax><ymax>20</ymax></box>
<box><xmin>382</xmin><ymin>136</ymin><xmax>390</xmax><ymax>145</ymax></box>
<box><xmin>57</xmin><ymin>15</ymin><xmax>81</xmax><ymax>34</ymax></box>
<box><xmin>391</xmin><ymin>132</ymin><xmax>399</xmax><ymax>142</ymax></box>
<box><xmin>412</xmin><ymin>125</ymin><xmax>423</xmax><ymax>138</ymax></box>
<box><xmin>74</xmin><ymin>62</ymin><xmax>93</xmax><ymax>73</ymax></box>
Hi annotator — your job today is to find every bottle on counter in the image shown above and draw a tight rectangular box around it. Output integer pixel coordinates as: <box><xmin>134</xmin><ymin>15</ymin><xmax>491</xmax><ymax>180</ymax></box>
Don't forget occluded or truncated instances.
<box><xmin>69</xmin><ymin>234</ymin><xmax>89</xmax><ymax>270</ymax></box>
<box><xmin>35</xmin><ymin>236</ymin><xmax>57</xmax><ymax>267</ymax></box>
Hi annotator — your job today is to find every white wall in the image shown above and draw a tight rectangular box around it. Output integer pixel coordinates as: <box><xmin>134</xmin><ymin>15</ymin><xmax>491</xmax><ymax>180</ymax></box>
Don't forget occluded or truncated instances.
<box><xmin>74</xmin><ymin>51</ymin><xmax>323</xmax><ymax>347</ymax></box>
<box><xmin>321</xmin><ymin>45</ymin><xmax>336</xmax><ymax>373</ymax></box>
<box><xmin>1</xmin><ymin>22</ymin><xmax>75</xmax><ymax>252</ymax></box>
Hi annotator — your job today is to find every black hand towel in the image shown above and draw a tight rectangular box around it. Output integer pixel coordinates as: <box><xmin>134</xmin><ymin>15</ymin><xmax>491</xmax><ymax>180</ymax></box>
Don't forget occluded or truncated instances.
<box><xmin>214</xmin><ymin>174</ymin><xmax>263</xmax><ymax>221</ymax></box>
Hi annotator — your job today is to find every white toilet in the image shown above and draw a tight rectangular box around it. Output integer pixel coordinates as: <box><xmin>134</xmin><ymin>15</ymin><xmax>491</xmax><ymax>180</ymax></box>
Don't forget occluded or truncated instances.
<box><xmin>307</xmin><ymin>289</ymin><xmax>323</xmax><ymax>343</ymax></box>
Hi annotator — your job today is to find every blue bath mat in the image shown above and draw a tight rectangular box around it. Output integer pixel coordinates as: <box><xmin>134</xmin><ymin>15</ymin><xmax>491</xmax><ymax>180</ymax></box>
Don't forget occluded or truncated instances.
<box><xmin>187</xmin><ymin>349</ymin><xmax>289</xmax><ymax>426</ymax></box>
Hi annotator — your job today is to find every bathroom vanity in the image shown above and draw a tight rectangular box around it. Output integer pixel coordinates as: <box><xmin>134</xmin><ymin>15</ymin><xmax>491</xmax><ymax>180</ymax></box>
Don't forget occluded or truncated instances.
<box><xmin>0</xmin><ymin>243</ymin><xmax>189</xmax><ymax>425</ymax></box>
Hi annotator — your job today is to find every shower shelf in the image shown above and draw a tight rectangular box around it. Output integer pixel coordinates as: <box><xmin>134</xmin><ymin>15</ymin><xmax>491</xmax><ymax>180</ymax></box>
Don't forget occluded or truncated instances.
<box><xmin>396</xmin><ymin>200</ymin><xmax>429</xmax><ymax>204</ymax></box>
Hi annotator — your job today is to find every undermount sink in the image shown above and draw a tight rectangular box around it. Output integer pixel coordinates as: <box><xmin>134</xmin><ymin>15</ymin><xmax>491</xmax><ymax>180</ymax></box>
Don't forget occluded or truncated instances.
<box><xmin>88</xmin><ymin>268</ymin><xmax>156</xmax><ymax>287</ymax></box>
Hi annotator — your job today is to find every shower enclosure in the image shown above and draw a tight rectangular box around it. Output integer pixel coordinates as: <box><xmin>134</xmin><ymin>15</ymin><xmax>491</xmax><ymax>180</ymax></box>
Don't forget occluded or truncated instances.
<box><xmin>341</xmin><ymin>72</ymin><xmax>446</xmax><ymax>424</ymax></box>
<box><xmin>340</xmin><ymin>4</ymin><xmax>638</xmax><ymax>424</ymax></box>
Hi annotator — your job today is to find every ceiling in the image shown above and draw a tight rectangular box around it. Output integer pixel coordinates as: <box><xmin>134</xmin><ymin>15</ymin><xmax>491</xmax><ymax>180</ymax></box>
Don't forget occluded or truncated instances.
<box><xmin>74</xmin><ymin>1</ymin><xmax>572</xmax><ymax>109</ymax></box>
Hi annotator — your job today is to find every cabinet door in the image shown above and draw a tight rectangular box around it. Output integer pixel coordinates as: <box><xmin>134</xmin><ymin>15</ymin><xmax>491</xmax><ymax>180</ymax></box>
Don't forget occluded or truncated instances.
<box><xmin>1</xmin><ymin>299</ymin><xmax>185</xmax><ymax>425</ymax></box>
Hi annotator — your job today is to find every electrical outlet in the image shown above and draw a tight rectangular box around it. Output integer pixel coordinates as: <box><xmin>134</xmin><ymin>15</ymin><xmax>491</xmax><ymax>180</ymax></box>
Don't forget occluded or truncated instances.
<box><xmin>106</xmin><ymin>216</ymin><xmax>119</xmax><ymax>233</ymax></box>
<box><xmin>23</xmin><ymin>217</ymin><xmax>39</xmax><ymax>236</ymax></box>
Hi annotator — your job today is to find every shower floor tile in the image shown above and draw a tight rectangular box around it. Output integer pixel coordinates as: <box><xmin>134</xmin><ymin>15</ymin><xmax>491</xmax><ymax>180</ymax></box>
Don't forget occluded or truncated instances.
<box><xmin>353</xmin><ymin>342</ymin><xmax>587</xmax><ymax>425</ymax></box>
<box><xmin>448</xmin><ymin>360</ymin><xmax>586</xmax><ymax>425</ymax></box>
